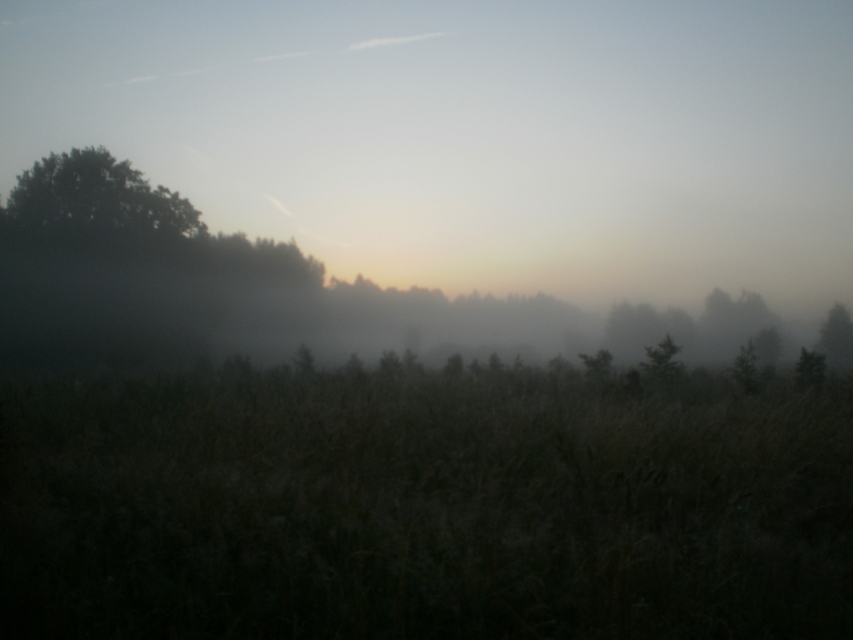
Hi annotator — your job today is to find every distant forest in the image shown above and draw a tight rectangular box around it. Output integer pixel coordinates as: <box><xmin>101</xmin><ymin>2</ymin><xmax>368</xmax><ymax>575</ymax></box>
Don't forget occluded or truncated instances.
<box><xmin>2</xmin><ymin>147</ymin><xmax>852</xmax><ymax>373</ymax></box>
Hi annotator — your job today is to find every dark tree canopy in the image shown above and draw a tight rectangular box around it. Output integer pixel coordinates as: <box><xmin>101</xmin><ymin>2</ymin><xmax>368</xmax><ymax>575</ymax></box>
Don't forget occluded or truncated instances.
<box><xmin>0</xmin><ymin>147</ymin><xmax>335</xmax><ymax>371</ymax></box>
<box><xmin>3</xmin><ymin>146</ymin><xmax>208</xmax><ymax>238</ymax></box>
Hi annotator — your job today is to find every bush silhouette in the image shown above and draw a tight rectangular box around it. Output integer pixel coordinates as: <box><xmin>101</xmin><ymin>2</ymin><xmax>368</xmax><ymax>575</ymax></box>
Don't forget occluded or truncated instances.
<box><xmin>579</xmin><ymin>349</ymin><xmax>613</xmax><ymax>386</ymax></box>
<box><xmin>796</xmin><ymin>348</ymin><xmax>827</xmax><ymax>388</ymax></box>
<box><xmin>641</xmin><ymin>334</ymin><xmax>684</xmax><ymax>387</ymax></box>
<box><xmin>731</xmin><ymin>340</ymin><xmax>760</xmax><ymax>395</ymax></box>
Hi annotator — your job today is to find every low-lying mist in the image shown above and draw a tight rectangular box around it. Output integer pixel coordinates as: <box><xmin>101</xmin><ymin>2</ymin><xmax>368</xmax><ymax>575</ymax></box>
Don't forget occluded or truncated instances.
<box><xmin>3</xmin><ymin>147</ymin><xmax>850</xmax><ymax>375</ymax></box>
<box><xmin>2</xmin><ymin>226</ymin><xmax>847</xmax><ymax>375</ymax></box>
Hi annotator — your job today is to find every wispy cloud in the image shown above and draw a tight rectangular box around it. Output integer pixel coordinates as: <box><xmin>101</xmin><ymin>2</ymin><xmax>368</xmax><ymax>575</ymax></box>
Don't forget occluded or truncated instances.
<box><xmin>255</xmin><ymin>51</ymin><xmax>309</xmax><ymax>63</ymax></box>
<box><xmin>183</xmin><ymin>151</ymin><xmax>299</xmax><ymax>223</ymax></box>
<box><xmin>298</xmin><ymin>227</ymin><xmax>351</xmax><ymax>248</ymax></box>
<box><xmin>181</xmin><ymin>149</ymin><xmax>346</xmax><ymax>249</ymax></box>
<box><xmin>107</xmin><ymin>67</ymin><xmax>217</xmax><ymax>87</ymax></box>
<box><xmin>172</xmin><ymin>66</ymin><xmax>219</xmax><ymax>77</ymax></box>
<box><xmin>349</xmin><ymin>32</ymin><xmax>447</xmax><ymax>51</ymax></box>
<box><xmin>105</xmin><ymin>30</ymin><xmax>445</xmax><ymax>89</ymax></box>
<box><xmin>265</xmin><ymin>196</ymin><xmax>294</xmax><ymax>217</ymax></box>
<box><xmin>183</xmin><ymin>146</ymin><xmax>219</xmax><ymax>174</ymax></box>
<box><xmin>105</xmin><ymin>75</ymin><xmax>158</xmax><ymax>87</ymax></box>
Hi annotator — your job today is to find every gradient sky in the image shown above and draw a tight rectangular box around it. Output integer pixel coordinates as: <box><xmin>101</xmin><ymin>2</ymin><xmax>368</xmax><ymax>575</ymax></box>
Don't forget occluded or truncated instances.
<box><xmin>2</xmin><ymin>1</ymin><xmax>852</xmax><ymax>318</ymax></box>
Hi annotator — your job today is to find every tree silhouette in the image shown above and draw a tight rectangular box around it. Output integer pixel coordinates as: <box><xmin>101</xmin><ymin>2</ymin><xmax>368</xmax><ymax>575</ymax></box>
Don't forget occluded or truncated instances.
<box><xmin>604</xmin><ymin>301</ymin><xmax>697</xmax><ymax>364</ymax></box>
<box><xmin>752</xmin><ymin>327</ymin><xmax>782</xmax><ymax>368</ymax></box>
<box><xmin>796</xmin><ymin>348</ymin><xmax>827</xmax><ymax>387</ymax></box>
<box><xmin>731</xmin><ymin>340</ymin><xmax>760</xmax><ymax>395</ymax></box>
<box><xmin>0</xmin><ymin>148</ymin><xmax>338</xmax><ymax>371</ymax></box>
<box><xmin>700</xmin><ymin>289</ymin><xmax>779</xmax><ymax>363</ymax></box>
<box><xmin>818</xmin><ymin>303</ymin><xmax>853</xmax><ymax>370</ymax></box>
<box><xmin>578</xmin><ymin>349</ymin><xmax>613</xmax><ymax>386</ymax></box>
<box><xmin>444</xmin><ymin>353</ymin><xmax>464</xmax><ymax>376</ymax></box>
<box><xmin>343</xmin><ymin>353</ymin><xmax>368</xmax><ymax>385</ymax></box>
<box><xmin>378</xmin><ymin>350</ymin><xmax>404</xmax><ymax>384</ymax></box>
<box><xmin>488</xmin><ymin>353</ymin><xmax>504</xmax><ymax>376</ymax></box>
<box><xmin>3</xmin><ymin>147</ymin><xmax>207</xmax><ymax>239</ymax></box>
<box><xmin>403</xmin><ymin>349</ymin><xmax>425</xmax><ymax>378</ymax></box>
<box><xmin>605</xmin><ymin>302</ymin><xmax>664</xmax><ymax>363</ymax></box>
<box><xmin>294</xmin><ymin>344</ymin><xmax>316</xmax><ymax>378</ymax></box>
<box><xmin>641</xmin><ymin>334</ymin><xmax>684</xmax><ymax>387</ymax></box>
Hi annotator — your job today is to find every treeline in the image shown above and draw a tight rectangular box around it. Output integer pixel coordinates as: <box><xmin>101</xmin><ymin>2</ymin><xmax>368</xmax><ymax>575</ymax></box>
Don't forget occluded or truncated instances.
<box><xmin>0</xmin><ymin>230</ymin><xmax>324</xmax><ymax>370</ymax></box>
<box><xmin>211</xmin><ymin>328</ymin><xmax>840</xmax><ymax>410</ymax></box>
<box><xmin>0</xmin><ymin>147</ymin><xmax>329</xmax><ymax>370</ymax></box>
<box><xmin>320</xmin><ymin>277</ymin><xmax>601</xmax><ymax>370</ymax></box>
<box><xmin>0</xmin><ymin>147</ymin><xmax>599</xmax><ymax>371</ymax></box>
<box><xmin>2</xmin><ymin>147</ymin><xmax>852</xmax><ymax>373</ymax></box>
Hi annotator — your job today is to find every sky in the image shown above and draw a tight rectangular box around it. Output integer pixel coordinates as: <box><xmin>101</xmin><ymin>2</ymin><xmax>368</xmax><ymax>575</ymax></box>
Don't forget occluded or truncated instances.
<box><xmin>2</xmin><ymin>0</ymin><xmax>852</xmax><ymax>319</ymax></box>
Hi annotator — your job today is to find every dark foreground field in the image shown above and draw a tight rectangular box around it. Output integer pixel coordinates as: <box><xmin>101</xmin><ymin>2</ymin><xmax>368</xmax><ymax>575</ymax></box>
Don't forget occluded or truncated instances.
<box><xmin>2</xmin><ymin>360</ymin><xmax>853</xmax><ymax>639</ymax></box>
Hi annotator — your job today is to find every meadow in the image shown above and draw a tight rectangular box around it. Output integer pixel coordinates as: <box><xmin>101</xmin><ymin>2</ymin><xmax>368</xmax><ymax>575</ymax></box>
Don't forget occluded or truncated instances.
<box><xmin>2</xmin><ymin>356</ymin><xmax>852</xmax><ymax>639</ymax></box>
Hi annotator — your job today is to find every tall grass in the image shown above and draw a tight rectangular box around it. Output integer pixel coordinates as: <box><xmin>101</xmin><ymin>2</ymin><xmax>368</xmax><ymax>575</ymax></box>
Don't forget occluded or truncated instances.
<box><xmin>2</xmin><ymin>363</ymin><xmax>852</xmax><ymax>638</ymax></box>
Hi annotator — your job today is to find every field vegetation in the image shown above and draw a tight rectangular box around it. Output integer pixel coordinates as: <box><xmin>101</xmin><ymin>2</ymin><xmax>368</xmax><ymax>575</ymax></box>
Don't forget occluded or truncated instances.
<box><xmin>3</xmin><ymin>353</ymin><xmax>853</xmax><ymax>639</ymax></box>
